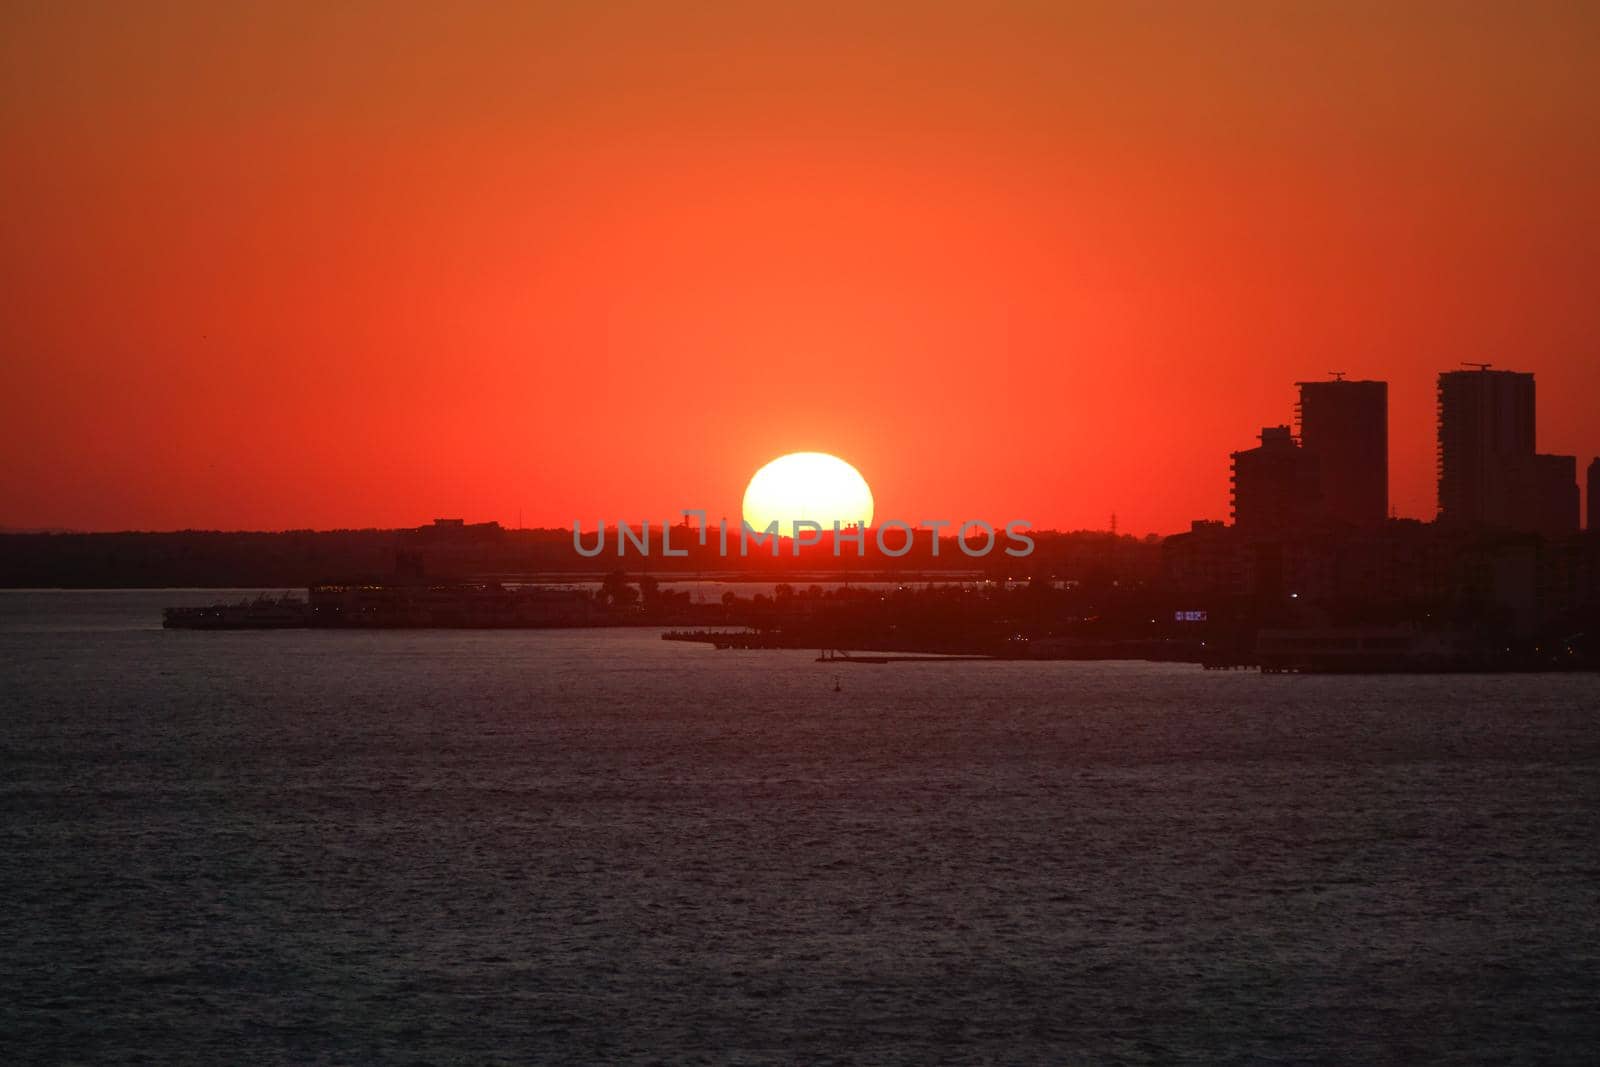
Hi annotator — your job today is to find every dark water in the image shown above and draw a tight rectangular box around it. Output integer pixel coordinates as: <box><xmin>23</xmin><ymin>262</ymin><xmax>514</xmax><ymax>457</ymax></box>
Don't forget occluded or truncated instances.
<box><xmin>3</xmin><ymin>592</ymin><xmax>1598</xmax><ymax>1064</ymax></box>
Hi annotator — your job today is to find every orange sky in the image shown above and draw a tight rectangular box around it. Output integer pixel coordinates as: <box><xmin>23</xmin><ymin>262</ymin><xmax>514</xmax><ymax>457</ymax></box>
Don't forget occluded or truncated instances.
<box><xmin>3</xmin><ymin>2</ymin><xmax>1597</xmax><ymax>533</ymax></box>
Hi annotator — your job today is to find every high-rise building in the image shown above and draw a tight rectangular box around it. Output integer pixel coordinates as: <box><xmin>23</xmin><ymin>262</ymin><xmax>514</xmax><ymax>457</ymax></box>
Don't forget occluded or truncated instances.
<box><xmin>1231</xmin><ymin>425</ymin><xmax>1319</xmax><ymax>534</ymax></box>
<box><xmin>1587</xmin><ymin>458</ymin><xmax>1599</xmax><ymax>532</ymax></box>
<box><xmin>1296</xmin><ymin>377</ymin><xmax>1387</xmax><ymax>526</ymax></box>
<box><xmin>1437</xmin><ymin>368</ymin><xmax>1534</xmax><ymax>527</ymax></box>
<box><xmin>1436</xmin><ymin>367</ymin><xmax>1577</xmax><ymax>534</ymax></box>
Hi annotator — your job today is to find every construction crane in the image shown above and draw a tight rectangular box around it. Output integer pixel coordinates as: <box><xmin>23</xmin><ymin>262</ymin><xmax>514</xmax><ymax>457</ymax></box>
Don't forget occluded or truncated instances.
<box><xmin>1461</xmin><ymin>361</ymin><xmax>1493</xmax><ymax>371</ymax></box>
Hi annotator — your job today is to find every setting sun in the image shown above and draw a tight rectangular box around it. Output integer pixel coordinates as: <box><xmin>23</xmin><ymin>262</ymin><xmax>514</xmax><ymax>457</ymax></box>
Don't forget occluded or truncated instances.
<box><xmin>742</xmin><ymin>452</ymin><xmax>874</xmax><ymax>534</ymax></box>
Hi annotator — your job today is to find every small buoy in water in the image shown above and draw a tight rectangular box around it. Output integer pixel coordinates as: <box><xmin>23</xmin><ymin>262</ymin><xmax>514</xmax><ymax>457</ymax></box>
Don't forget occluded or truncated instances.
<box><xmin>833</xmin><ymin>676</ymin><xmax>842</xmax><ymax>692</ymax></box>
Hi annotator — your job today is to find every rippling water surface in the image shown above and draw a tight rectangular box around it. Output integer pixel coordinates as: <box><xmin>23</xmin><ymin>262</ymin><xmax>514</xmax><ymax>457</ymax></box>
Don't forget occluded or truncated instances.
<box><xmin>3</xmin><ymin>591</ymin><xmax>1598</xmax><ymax>1063</ymax></box>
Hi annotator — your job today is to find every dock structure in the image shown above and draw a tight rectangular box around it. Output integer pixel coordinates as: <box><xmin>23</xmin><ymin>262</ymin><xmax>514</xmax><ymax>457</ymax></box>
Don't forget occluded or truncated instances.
<box><xmin>662</xmin><ymin>629</ymin><xmax>780</xmax><ymax>649</ymax></box>
<box><xmin>816</xmin><ymin>648</ymin><xmax>995</xmax><ymax>664</ymax></box>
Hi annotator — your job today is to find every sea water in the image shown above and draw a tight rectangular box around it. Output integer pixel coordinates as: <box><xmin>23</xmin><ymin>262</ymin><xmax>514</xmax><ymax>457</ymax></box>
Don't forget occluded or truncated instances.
<box><xmin>2</xmin><ymin>591</ymin><xmax>1598</xmax><ymax>1063</ymax></box>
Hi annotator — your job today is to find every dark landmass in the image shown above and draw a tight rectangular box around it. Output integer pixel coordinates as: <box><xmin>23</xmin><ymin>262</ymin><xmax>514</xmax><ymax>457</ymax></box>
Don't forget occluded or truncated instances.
<box><xmin>0</xmin><ymin>521</ymin><xmax>1160</xmax><ymax>589</ymax></box>
<box><xmin>111</xmin><ymin>516</ymin><xmax>1600</xmax><ymax>671</ymax></box>
<box><xmin>9</xmin><ymin>516</ymin><xmax>1600</xmax><ymax>669</ymax></box>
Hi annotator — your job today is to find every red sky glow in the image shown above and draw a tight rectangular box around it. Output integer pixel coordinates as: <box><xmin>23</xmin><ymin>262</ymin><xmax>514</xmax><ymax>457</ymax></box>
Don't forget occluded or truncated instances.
<box><xmin>3</xmin><ymin>2</ymin><xmax>1597</xmax><ymax>533</ymax></box>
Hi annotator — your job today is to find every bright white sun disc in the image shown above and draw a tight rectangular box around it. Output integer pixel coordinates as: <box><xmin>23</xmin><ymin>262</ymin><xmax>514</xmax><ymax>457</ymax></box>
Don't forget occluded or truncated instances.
<box><xmin>742</xmin><ymin>452</ymin><xmax>874</xmax><ymax>534</ymax></box>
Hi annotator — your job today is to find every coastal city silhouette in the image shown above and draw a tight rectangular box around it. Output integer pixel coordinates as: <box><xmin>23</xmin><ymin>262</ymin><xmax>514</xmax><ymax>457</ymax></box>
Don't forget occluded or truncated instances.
<box><xmin>4</xmin><ymin>4</ymin><xmax>1598</xmax><ymax>1064</ymax></box>
<box><xmin>6</xmin><ymin>363</ymin><xmax>1595</xmax><ymax>672</ymax></box>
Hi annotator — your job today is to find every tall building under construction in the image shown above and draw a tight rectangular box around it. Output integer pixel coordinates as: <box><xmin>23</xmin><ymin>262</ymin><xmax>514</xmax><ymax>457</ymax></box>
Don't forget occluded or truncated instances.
<box><xmin>1296</xmin><ymin>378</ymin><xmax>1387</xmax><ymax>526</ymax></box>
